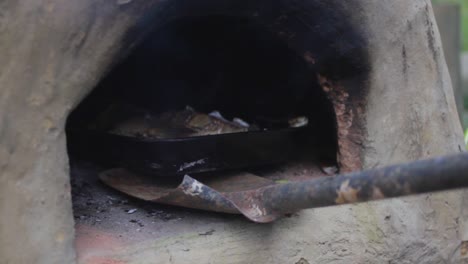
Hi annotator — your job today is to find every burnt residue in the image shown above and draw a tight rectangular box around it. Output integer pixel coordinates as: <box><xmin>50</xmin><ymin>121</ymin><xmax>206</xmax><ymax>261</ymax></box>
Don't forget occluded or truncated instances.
<box><xmin>67</xmin><ymin>14</ymin><xmax>340</xmax><ymax>170</ymax></box>
<box><xmin>67</xmin><ymin>0</ymin><xmax>371</xmax><ymax>175</ymax></box>
<box><xmin>69</xmin><ymin>15</ymin><xmax>334</xmax><ymax>124</ymax></box>
<box><xmin>424</xmin><ymin>3</ymin><xmax>438</xmax><ymax>62</ymax></box>
<box><xmin>247</xmin><ymin>0</ymin><xmax>371</xmax><ymax>171</ymax></box>
<box><xmin>317</xmin><ymin>75</ymin><xmax>364</xmax><ymax>172</ymax></box>
<box><xmin>402</xmin><ymin>45</ymin><xmax>408</xmax><ymax>83</ymax></box>
<box><xmin>253</xmin><ymin>1</ymin><xmax>370</xmax><ymax>173</ymax></box>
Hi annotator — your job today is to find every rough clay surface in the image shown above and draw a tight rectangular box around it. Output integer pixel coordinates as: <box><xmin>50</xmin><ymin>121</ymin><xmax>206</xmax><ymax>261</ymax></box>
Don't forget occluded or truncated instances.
<box><xmin>0</xmin><ymin>1</ymin><xmax>160</xmax><ymax>263</ymax></box>
<box><xmin>0</xmin><ymin>0</ymin><xmax>466</xmax><ymax>264</ymax></box>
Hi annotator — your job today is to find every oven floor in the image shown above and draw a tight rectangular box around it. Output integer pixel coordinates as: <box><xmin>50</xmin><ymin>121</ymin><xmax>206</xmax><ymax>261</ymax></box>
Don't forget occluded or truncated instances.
<box><xmin>71</xmin><ymin>157</ymin><xmax>330</xmax><ymax>264</ymax></box>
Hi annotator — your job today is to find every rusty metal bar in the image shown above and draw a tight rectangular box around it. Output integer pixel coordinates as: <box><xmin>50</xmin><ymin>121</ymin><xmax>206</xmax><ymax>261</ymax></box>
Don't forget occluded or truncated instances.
<box><xmin>262</xmin><ymin>153</ymin><xmax>468</xmax><ymax>214</ymax></box>
<box><xmin>100</xmin><ymin>153</ymin><xmax>468</xmax><ymax>223</ymax></box>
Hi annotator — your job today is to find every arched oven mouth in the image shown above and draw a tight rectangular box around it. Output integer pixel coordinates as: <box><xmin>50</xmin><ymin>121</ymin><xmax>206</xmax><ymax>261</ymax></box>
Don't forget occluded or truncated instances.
<box><xmin>66</xmin><ymin>1</ymin><xmax>370</xmax><ymax>225</ymax></box>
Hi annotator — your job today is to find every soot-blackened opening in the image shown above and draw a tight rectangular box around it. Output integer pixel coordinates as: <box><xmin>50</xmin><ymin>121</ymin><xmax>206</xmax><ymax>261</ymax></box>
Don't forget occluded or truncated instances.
<box><xmin>66</xmin><ymin>15</ymin><xmax>338</xmax><ymax>172</ymax></box>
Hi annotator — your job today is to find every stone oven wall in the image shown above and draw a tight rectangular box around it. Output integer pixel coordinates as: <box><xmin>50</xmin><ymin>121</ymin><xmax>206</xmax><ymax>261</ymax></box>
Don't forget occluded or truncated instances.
<box><xmin>0</xmin><ymin>0</ymin><xmax>465</xmax><ymax>263</ymax></box>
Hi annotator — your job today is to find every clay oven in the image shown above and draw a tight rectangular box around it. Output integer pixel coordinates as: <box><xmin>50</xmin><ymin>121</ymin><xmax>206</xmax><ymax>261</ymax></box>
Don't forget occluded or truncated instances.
<box><xmin>0</xmin><ymin>1</ymin><xmax>464</xmax><ymax>263</ymax></box>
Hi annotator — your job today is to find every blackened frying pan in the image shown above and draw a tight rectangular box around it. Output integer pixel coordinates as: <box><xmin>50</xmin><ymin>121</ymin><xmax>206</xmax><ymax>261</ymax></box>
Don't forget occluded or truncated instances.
<box><xmin>67</xmin><ymin>126</ymin><xmax>307</xmax><ymax>177</ymax></box>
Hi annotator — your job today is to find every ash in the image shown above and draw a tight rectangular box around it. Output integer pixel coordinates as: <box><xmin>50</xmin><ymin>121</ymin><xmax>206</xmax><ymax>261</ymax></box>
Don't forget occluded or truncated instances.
<box><xmin>70</xmin><ymin>160</ymin><xmax>184</xmax><ymax>229</ymax></box>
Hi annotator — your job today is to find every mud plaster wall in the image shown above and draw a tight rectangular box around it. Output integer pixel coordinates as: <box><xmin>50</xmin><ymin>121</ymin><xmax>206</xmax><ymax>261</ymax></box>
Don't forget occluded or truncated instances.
<box><xmin>0</xmin><ymin>1</ymin><xmax>161</xmax><ymax>263</ymax></box>
<box><xmin>0</xmin><ymin>0</ymin><xmax>465</xmax><ymax>263</ymax></box>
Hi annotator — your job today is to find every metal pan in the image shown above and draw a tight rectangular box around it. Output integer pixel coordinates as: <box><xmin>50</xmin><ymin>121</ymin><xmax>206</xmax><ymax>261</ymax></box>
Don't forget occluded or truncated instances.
<box><xmin>67</xmin><ymin>126</ymin><xmax>307</xmax><ymax>177</ymax></box>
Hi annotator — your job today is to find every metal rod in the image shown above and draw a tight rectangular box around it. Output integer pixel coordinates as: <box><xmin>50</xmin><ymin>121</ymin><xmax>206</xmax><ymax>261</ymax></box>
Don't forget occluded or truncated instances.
<box><xmin>262</xmin><ymin>153</ymin><xmax>468</xmax><ymax>213</ymax></box>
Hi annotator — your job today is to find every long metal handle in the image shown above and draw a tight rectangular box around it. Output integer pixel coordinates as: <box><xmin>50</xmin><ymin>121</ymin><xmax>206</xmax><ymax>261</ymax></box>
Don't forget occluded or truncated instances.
<box><xmin>100</xmin><ymin>151</ymin><xmax>468</xmax><ymax>223</ymax></box>
<box><xmin>230</xmin><ymin>153</ymin><xmax>468</xmax><ymax>222</ymax></box>
<box><xmin>262</xmin><ymin>153</ymin><xmax>468</xmax><ymax>213</ymax></box>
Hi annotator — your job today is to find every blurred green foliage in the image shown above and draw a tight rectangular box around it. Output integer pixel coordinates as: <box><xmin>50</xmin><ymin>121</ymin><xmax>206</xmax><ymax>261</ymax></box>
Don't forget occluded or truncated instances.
<box><xmin>465</xmin><ymin>129</ymin><xmax>468</xmax><ymax>149</ymax></box>
<box><xmin>432</xmin><ymin>0</ymin><xmax>468</xmax><ymax>51</ymax></box>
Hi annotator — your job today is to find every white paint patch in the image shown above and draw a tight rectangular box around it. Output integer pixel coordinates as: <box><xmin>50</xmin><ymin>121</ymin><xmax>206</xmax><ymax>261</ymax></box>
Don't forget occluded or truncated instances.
<box><xmin>288</xmin><ymin>116</ymin><xmax>309</xmax><ymax>128</ymax></box>
<box><xmin>127</xmin><ymin>208</ymin><xmax>137</xmax><ymax>214</ymax></box>
<box><xmin>183</xmin><ymin>180</ymin><xmax>204</xmax><ymax>197</ymax></box>
<box><xmin>252</xmin><ymin>204</ymin><xmax>265</xmax><ymax>216</ymax></box>
<box><xmin>178</xmin><ymin>159</ymin><xmax>206</xmax><ymax>172</ymax></box>
<box><xmin>233</xmin><ymin>118</ymin><xmax>250</xmax><ymax>128</ymax></box>
<box><xmin>208</xmin><ymin>111</ymin><xmax>226</xmax><ymax>121</ymax></box>
<box><xmin>321</xmin><ymin>166</ymin><xmax>338</xmax><ymax>175</ymax></box>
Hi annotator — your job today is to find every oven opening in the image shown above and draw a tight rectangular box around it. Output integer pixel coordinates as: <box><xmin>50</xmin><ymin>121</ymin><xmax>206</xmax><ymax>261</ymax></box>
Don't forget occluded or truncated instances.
<box><xmin>65</xmin><ymin>14</ymin><xmax>341</xmax><ymax>256</ymax></box>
